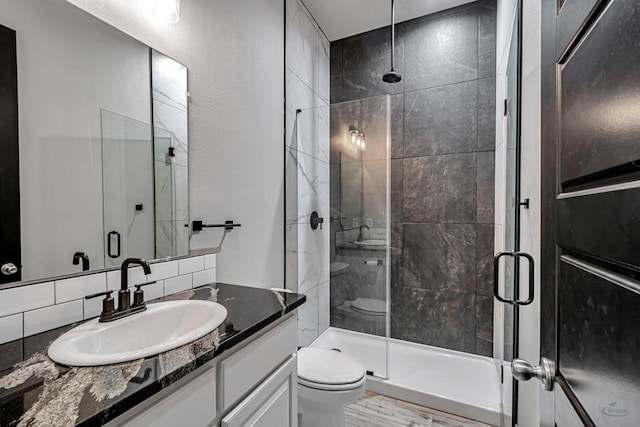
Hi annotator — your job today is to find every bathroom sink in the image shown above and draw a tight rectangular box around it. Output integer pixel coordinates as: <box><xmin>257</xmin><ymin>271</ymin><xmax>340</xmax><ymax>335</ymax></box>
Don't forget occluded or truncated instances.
<box><xmin>354</xmin><ymin>239</ymin><xmax>386</xmax><ymax>247</ymax></box>
<box><xmin>48</xmin><ymin>300</ymin><xmax>227</xmax><ymax>367</ymax></box>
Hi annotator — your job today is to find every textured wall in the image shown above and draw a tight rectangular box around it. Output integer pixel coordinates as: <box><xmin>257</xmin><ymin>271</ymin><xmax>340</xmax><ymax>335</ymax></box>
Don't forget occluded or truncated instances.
<box><xmin>67</xmin><ymin>0</ymin><xmax>286</xmax><ymax>289</ymax></box>
<box><xmin>330</xmin><ymin>0</ymin><xmax>497</xmax><ymax>356</ymax></box>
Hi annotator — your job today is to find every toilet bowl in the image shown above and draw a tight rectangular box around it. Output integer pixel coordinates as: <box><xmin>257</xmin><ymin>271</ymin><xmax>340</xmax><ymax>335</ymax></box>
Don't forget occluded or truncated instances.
<box><xmin>297</xmin><ymin>347</ymin><xmax>366</xmax><ymax>427</ymax></box>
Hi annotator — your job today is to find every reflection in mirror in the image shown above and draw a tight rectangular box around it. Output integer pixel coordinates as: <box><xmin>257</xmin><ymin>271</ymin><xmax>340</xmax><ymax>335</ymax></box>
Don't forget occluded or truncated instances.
<box><xmin>0</xmin><ymin>0</ymin><xmax>190</xmax><ymax>286</ymax></box>
<box><xmin>340</xmin><ymin>152</ymin><xmax>363</xmax><ymax>224</ymax></box>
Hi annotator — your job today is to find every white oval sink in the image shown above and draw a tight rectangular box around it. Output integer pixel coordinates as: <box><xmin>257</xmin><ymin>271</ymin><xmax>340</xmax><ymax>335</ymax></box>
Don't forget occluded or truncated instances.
<box><xmin>48</xmin><ymin>300</ymin><xmax>227</xmax><ymax>367</ymax></box>
<box><xmin>354</xmin><ymin>239</ymin><xmax>386</xmax><ymax>247</ymax></box>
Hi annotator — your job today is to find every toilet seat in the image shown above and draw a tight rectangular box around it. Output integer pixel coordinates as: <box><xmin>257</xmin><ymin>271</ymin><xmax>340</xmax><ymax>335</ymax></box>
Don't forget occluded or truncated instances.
<box><xmin>298</xmin><ymin>348</ymin><xmax>365</xmax><ymax>391</ymax></box>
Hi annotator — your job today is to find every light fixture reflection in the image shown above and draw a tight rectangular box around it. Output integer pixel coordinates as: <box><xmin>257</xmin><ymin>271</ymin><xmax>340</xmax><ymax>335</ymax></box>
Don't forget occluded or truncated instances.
<box><xmin>150</xmin><ymin>0</ymin><xmax>181</xmax><ymax>24</ymax></box>
<box><xmin>349</xmin><ymin>125</ymin><xmax>366</xmax><ymax>151</ymax></box>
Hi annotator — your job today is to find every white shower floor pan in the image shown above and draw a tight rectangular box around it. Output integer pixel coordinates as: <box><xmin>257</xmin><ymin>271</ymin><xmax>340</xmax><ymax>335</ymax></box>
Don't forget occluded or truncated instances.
<box><xmin>311</xmin><ymin>327</ymin><xmax>502</xmax><ymax>426</ymax></box>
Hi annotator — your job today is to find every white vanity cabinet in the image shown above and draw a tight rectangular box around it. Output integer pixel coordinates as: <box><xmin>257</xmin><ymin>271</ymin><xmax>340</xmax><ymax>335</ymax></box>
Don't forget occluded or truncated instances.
<box><xmin>107</xmin><ymin>314</ymin><xmax>298</xmax><ymax>427</ymax></box>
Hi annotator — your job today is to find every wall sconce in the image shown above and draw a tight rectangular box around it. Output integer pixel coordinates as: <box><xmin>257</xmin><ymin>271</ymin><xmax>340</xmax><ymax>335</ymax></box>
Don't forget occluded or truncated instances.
<box><xmin>150</xmin><ymin>0</ymin><xmax>181</xmax><ymax>24</ymax></box>
<box><xmin>349</xmin><ymin>126</ymin><xmax>366</xmax><ymax>151</ymax></box>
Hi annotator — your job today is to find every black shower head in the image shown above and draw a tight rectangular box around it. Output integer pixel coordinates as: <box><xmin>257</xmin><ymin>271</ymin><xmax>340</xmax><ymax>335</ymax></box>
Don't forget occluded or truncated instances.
<box><xmin>383</xmin><ymin>70</ymin><xmax>402</xmax><ymax>83</ymax></box>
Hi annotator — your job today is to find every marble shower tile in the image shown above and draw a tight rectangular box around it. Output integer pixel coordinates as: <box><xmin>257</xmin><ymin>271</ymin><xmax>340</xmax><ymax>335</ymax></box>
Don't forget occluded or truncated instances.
<box><xmin>403</xmin><ymin>4</ymin><xmax>478</xmax><ymax>91</ymax></box>
<box><xmin>403</xmin><ymin>223</ymin><xmax>476</xmax><ymax>294</ymax></box>
<box><xmin>330</xmin><ymin>40</ymin><xmax>344</xmax><ymax>104</ymax></box>
<box><xmin>476</xmin><ymin>295</ymin><xmax>494</xmax><ymax>342</ymax></box>
<box><xmin>151</xmin><ymin>50</ymin><xmax>188</xmax><ymax>112</ymax></box>
<box><xmin>285</xmin><ymin>222</ymin><xmax>299</xmax><ymax>292</ymax></box>
<box><xmin>318</xmin><ymin>280</ymin><xmax>330</xmax><ymax>333</ymax></box>
<box><xmin>391</xmin><ymin>159</ymin><xmax>403</xmax><ymax>223</ymax></box>
<box><xmin>319</xmin><ymin>35</ymin><xmax>330</xmax><ymax>103</ymax></box>
<box><xmin>155</xmin><ymin>221</ymin><xmax>176</xmax><ymax>258</ymax></box>
<box><xmin>476</xmin><ymin>224</ymin><xmax>495</xmax><ymax>296</ymax></box>
<box><xmin>404</xmin><ymin>81</ymin><xmax>478</xmax><ymax>157</ymax></box>
<box><xmin>392</xmin><ymin>287</ymin><xmax>476</xmax><ymax>353</ymax></box>
<box><xmin>153</xmin><ymin>100</ymin><xmax>188</xmax><ymax>167</ymax></box>
<box><xmin>298</xmin><ymin>284</ymin><xmax>319</xmax><ymax>347</ymax></box>
<box><xmin>403</xmin><ymin>154</ymin><xmax>477</xmax><ymax>223</ymax></box>
<box><xmin>154</xmin><ymin>160</ymin><xmax>174</xmax><ymax>222</ymax></box>
<box><xmin>342</xmin><ymin>26</ymin><xmax>404</xmax><ymax>102</ymax></box>
<box><xmin>478</xmin><ymin>77</ymin><xmax>497</xmax><ymax>151</ymax></box>
<box><xmin>285</xmin><ymin>148</ymin><xmax>330</xmax><ymax>225</ymax></box>
<box><xmin>390</xmin><ymin>94</ymin><xmax>404</xmax><ymax>159</ymax></box>
<box><xmin>477</xmin><ymin>151</ymin><xmax>495</xmax><ymax>223</ymax></box>
<box><xmin>286</xmin><ymin>0</ymin><xmax>319</xmax><ymax>93</ymax></box>
<box><xmin>298</xmin><ymin>222</ymin><xmax>330</xmax><ymax>294</ymax></box>
<box><xmin>285</xmin><ymin>69</ymin><xmax>328</xmax><ymax>161</ymax></box>
<box><xmin>478</xmin><ymin>0</ymin><xmax>497</xmax><ymax>79</ymax></box>
<box><xmin>174</xmin><ymin>164</ymin><xmax>189</xmax><ymax>221</ymax></box>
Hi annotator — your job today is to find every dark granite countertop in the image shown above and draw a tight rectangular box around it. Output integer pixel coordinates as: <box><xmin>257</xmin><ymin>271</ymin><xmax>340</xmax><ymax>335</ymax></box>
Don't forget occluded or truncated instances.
<box><xmin>0</xmin><ymin>283</ymin><xmax>305</xmax><ymax>427</ymax></box>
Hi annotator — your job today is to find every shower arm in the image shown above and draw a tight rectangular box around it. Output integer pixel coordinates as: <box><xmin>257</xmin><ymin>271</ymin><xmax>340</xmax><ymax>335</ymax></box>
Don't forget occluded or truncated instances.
<box><xmin>390</xmin><ymin>0</ymin><xmax>396</xmax><ymax>72</ymax></box>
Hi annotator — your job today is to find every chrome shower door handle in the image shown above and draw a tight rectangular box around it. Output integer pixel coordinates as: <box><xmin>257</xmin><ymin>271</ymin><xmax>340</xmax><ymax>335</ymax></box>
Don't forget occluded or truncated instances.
<box><xmin>512</xmin><ymin>358</ymin><xmax>555</xmax><ymax>391</ymax></box>
<box><xmin>1</xmin><ymin>263</ymin><xmax>19</xmax><ymax>276</ymax></box>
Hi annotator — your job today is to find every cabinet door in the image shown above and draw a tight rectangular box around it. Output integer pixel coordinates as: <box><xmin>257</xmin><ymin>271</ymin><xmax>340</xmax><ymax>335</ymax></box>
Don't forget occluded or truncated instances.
<box><xmin>222</xmin><ymin>356</ymin><xmax>297</xmax><ymax>427</ymax></box>
<box><xmin>113</xmin><ymin>366</ymin><xmax>216</xmax><ymax>427</ymax></box>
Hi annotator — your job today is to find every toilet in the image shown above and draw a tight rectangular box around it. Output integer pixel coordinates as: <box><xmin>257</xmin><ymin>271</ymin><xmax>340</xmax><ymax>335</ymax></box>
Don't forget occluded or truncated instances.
<box><xmin>297</xmin><ymin>347</ymin><xmax>366</xmax><ymax>427</ymax></box>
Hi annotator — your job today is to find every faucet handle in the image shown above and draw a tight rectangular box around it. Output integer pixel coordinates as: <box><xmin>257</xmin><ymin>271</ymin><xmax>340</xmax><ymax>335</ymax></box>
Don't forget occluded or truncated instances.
<box><xmin>85</xmin><ymin>291</ymin><xmax>115</xmax><ymax>321</ymax></box>
<box><xmin>133</xmin><ymin>281</ymin><xmax>157</xmax><ymax>307</ymax></box>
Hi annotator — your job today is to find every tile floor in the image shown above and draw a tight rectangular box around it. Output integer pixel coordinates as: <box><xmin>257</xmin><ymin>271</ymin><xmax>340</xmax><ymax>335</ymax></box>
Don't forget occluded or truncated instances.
<box><xmin>345</xmin><ymin>391</ymin><xmax>493</xmax><ymax>427</ymax></box>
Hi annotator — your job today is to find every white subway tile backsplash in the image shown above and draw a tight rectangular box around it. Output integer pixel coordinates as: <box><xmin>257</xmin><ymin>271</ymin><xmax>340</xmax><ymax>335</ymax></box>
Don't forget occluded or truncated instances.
<box><xmin>55</xmin><ymin>273</ymin><xmax>106</xmax><ymax>304</ymax></box>
<box><xmin>164</xmin><ymin>274</ymin><xmax>192</xmax><ymax>295</ymax></box>
<box><xmin>0</xmin><ymin>314</ymin><xmax>23</xmax><ymax>344</ymax></box>
<box><xmin>83</xmin><ymin>296</ymin><xmax>104</xmax><ymax>320</ymax></box>
<box><xmin>142</xmin><ymin>280</ymin><xmax>164</xmax><ymax>302</ymax></box>
<box><xmin>193</xmin><ymin>269</ymin><xmax>216</xmax><ymax>287</ymax></box>
<box><xmin>178</xmin><ymin>256</ymin><xmax>204</xmax><ymax>275</ymax></box>
<box><xmin>106</xmin><ymin>267</ymin><xmax>146</xmax><ymax>291</ymax></box>
<box><xmin>204</xmin><ymin>254</ymin><xmax>216</xmax><ymax>269</ymax></box>
<box><xmin>147</xmin><ymin>260</ymin><xmax>179</xmax><ymax>282</ymax></box>
<box><xmin>0</xmin><ymin>282</ymin><xmax>54</xmax><ymax>318</ymax></box>
<box><xmin>24</xmin><ymin>300</ymin><xmax>83</xmax><ymax>336</ymax></box>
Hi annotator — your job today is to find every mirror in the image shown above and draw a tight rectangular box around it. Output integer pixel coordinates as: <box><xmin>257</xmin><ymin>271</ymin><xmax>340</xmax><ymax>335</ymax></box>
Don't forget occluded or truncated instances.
<box><xmin>339</xmin><ymin>152</ymin><xmax>363</xmax><ymax>225</ymax></box>
<box><xmin>0</xmin><ymin>0</ymin><xmax>190</xmax><ymax>285</ymax></box>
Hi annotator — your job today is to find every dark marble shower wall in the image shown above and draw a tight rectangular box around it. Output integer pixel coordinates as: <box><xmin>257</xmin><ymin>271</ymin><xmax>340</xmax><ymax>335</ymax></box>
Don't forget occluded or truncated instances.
<box><xmin>330</xmin><ymin>0</ymin><xmax>497</xmax><ymax>356</ymax></box>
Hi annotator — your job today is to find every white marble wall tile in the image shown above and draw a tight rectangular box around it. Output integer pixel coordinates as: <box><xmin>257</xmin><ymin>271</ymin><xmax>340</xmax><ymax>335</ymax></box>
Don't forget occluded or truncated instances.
<box><xmin>286</xmin><ymin>0</ymin><xmax>319</xmax><ymax>94</ymax></box>
<box><xmin>179</xmin><ymin>256</ymin><xmax>204</xmax><ymax>275</ymax></box>
<box><xmin>286</xmin><ymin>148</ymin><xmax>330</xmax><ymax>226</ymax></box>
<box><xmin>151</xmin><ymin>49</ymin><xmax>188</xmax><ymax>112</ymax></box>
<box><xmin>298</xmin><ymin>284</ymin><xmax>319</xmax><ymax>347</ymax></box>
<box><xmin>296</xmin><ymin>100</ymin><xmax>330</xmax><ymax>163</ymax></box>
<box><xmin>193</xmin><ymin>269</ymin><xmax>216</xmax><ymax>287</ymax></box>
<box><xmin>155</xmin><ymin>221</ymin><xmax>175</xmax><ymax>259</ymax></box>
<box><xmin>55</xmin><ymin>273</ymin><xmax>106</xmax><ymax>304</ymax></box>
<box><xmin>24</xmin><ymin>300</ymin><xmax>83</xmax><ymax>336</ymax></box>
<box><xmin>154</xmin><ymin>160</ymin><xmax>174</xmax><ymax>222</ymax></box>
<box><xmin>164</xmin><ymin>274</ymin><xmax>192</xmax><ymax>295</ymax></box>
<box><xmin>0</xmin><ymin>314</ymin><xmax>23</xmax><ymax>345</ymax></box>
<box><xmin>318</xmin><ymin>35</ymin><xmax>330</xmax><ymax>103</ymax></box>
<box><xmin>204</xmin><ymin>254</ymin><xmax>217</xmax><ymax>269</ymax></box>
<box><xmin>318</xmin><ymin>280</ymin><xmax>330</xmax><ymax>334</ymax></box>
<box><xmin>297</xmin><ymin>222</ymin><xmax>330</xmax><ymax>294</ymax></box>
<box><xmin>0</xmin><ymin>282</ymin><xmax>54</xmax><ymax>318</ymax></box>
<box><xmin>285</xmin><ymin>70</ymin><xmax>326</xmax><ymax>154</ymax></box>
<box><xmin>176</xmin><ymin>223</ymin><xmax>190</xmax><ymax>257</ymax></box>
<box><xmin>174</xmin><ymin>164</ymin><xmax>189</xmax><ymax>221</ymax></box>
<box><xmin>153</xmin><ymin>100</ymin><xmax>188</xmax><ymax>167</ymax></box>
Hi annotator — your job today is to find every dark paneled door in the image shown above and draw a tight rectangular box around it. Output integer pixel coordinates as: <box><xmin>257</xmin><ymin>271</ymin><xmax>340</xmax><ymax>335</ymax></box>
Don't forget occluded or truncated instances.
<box><xmin>0</xmin><ymin>24</ymin><xmax>21</xmax><ymax>284</ymax></box>
<box><xmin>541</xmin><ymin>0</ymin><xmax>640</xmax><ymax>425</ymax></box>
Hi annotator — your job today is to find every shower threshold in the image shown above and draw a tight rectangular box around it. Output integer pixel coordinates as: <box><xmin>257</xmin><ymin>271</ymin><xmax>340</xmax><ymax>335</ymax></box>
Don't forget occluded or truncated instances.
<box><xmin>310</xmin><ymin>327</ymin><xmax>503</xmax><ymax>426</ymax></box>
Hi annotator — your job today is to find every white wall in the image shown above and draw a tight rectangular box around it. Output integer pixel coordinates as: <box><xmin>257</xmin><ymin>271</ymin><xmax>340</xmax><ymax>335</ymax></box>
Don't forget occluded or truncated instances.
<box><xmin>516</xmin><ymin>0</ymin><xmax>542</xmax><ymax>424</ymax></box>
<box><xmin>67</xmin><ymin>0</ymin><xmax>286</xmax><ymax>288</ymax></box>
<box><xmin>494</xmin><ymin>0</ymin><xmax>542</xmax><ymax>425</ymax></box>
<box><xmin>0</xmin><ymin>0</ymin><xmax>151</xmax><ymax>281</ymax></box>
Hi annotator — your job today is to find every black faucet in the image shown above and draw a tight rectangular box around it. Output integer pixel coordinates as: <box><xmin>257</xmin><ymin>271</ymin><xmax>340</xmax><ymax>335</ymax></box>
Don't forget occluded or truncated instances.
<box><xmin>357</xmin><ymin>224</ymin><xmax>370</xmax><ymax>242</ymax></box>
<box><xmin>72</xmin><ymin>252</ymin><xmax>90</xmax><ymax>271</ymax></box>
<box><xmin>119</xmin><ymin>258</ymin><xmax>152</xmax><ymax>311</ymax></box>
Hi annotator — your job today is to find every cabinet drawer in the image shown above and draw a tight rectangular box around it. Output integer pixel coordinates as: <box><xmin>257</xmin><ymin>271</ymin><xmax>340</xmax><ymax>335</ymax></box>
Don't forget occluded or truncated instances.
<box><xmin>114</xmin><ymin>366</ymin><xmax>216</xmax><ymax>427</ymax></box>
<box><xmin>220</xmin><ymin>315</ymin><xmax>297</xmax><ymax>409</ymax></box>
<box><xmin>222</xmin><ymin>355</ymin><xmax>297</xmax><ymax>427</ymax></box>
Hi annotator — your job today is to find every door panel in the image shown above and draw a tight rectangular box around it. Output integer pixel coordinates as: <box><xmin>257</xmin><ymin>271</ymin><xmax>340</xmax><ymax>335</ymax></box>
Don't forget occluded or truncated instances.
<box><xmin>559</xmin><ymin>257</ymin><xmax>640</xmax><ymax>424</ymax></box>
<box><xmin>559</xmin><ymin>0</ymin><xmax>640</xmax><ymax>186</ymax></box>
<box><xmin>556</xmin><ymin>0</ymin><xmax>601</xmax><ymax>57</ymax></box>
<box><xmin>543</xmin><ymin>0</ymin><xmax>640</xmax><ymax>425</ymax></box>
<box><xmin>0</xmin><ymin>24</ymin><xmax>21</xmax><ymax>284</ymax></box>
<box><xmin>557</xmin><ymin>188</ymin><xmax>640</xmax><ymax>274</ymax></box>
